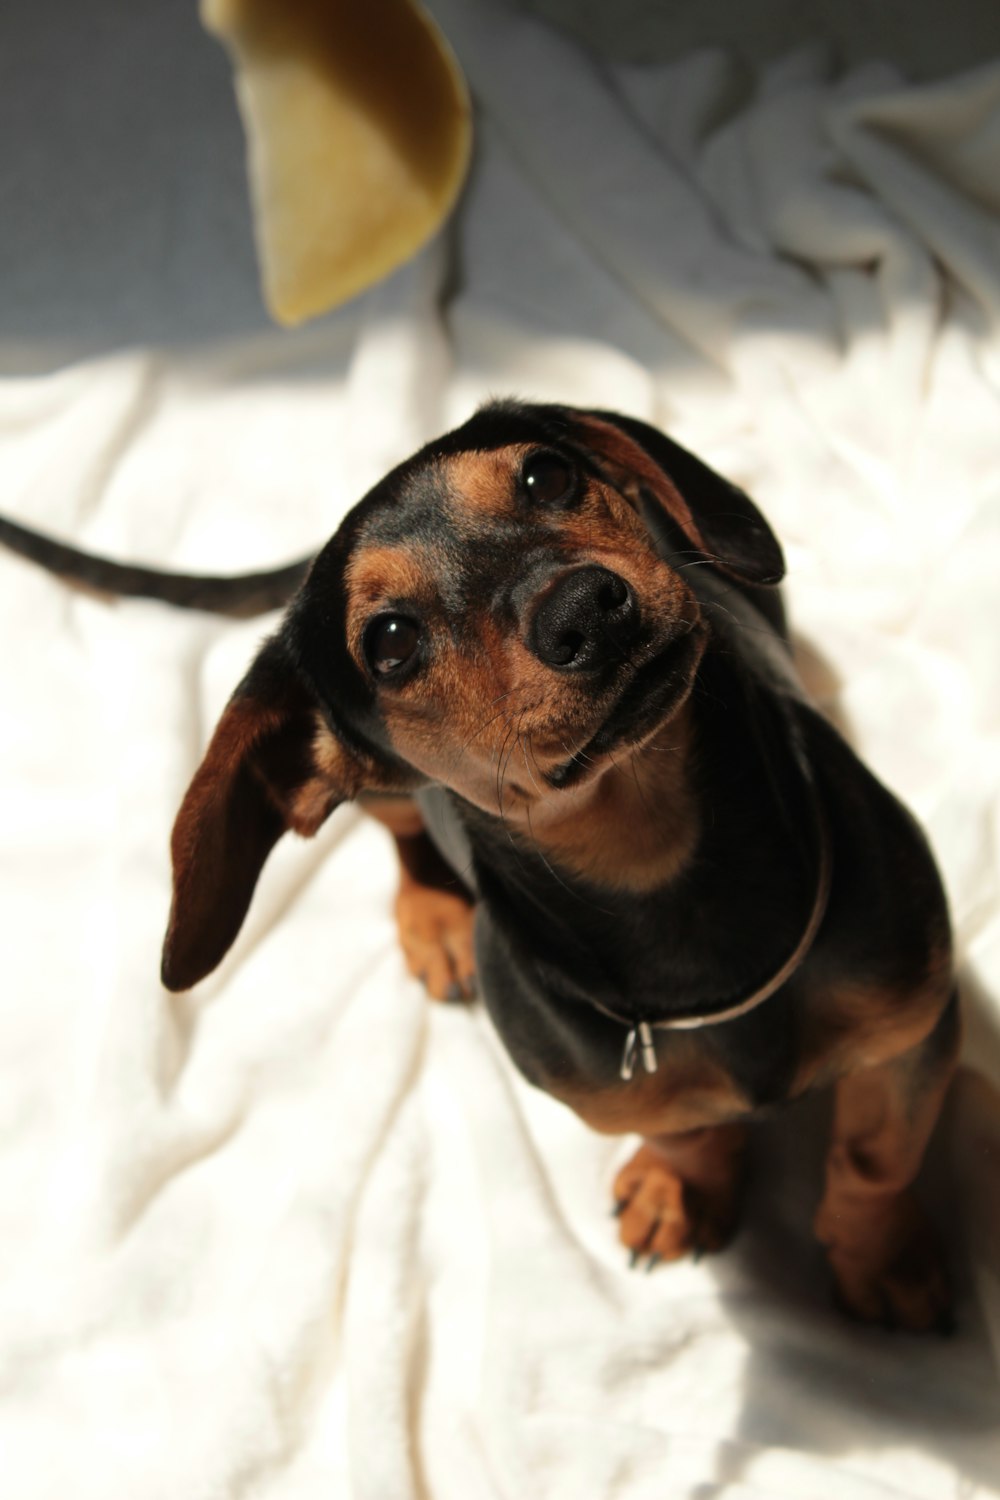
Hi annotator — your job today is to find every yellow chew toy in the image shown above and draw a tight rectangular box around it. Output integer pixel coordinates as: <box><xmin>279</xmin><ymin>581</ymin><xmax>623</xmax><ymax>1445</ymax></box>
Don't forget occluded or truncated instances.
<box><xmin>202</xmin><ymin>0</ymin><xmax>472</xmax><ymax>325</ymax></box>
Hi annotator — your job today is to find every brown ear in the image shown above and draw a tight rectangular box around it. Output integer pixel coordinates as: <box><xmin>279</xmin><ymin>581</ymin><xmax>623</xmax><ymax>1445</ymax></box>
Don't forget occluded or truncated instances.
<box><xmin>574</xmin><ymin>410</ymin><xmax>785</xmax><ymax>586</ymax></box>
<box><xmin>161</xmin><ymin>635</ymin><xmax>360</xmax><ymax>992</ymax></box>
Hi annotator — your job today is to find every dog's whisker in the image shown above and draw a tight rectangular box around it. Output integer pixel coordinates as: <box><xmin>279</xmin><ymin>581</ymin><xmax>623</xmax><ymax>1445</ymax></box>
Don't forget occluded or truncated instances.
<box><xmin>697</xmin><ymin>595</ymin><xmax>787</xmax><ymax>642</ymax></box>
<box><xmin>525</xmin><ymin>735</ymin><xmax>556</xmax><ymax>805</ymax></box>
<box><xmin>519</xmin><ymin>738</ymin><xmax>541</xmax><ymax>796</ymax></box>
<box><xmin>446</xmin><ymin>697</ymin><xmax>517</xmax><ymax>774</ymax></box>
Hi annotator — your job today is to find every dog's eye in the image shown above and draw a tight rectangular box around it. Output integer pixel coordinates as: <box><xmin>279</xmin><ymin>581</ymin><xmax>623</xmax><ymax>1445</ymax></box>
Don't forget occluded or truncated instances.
<box><xmin>521</xmin><ymin>451</ymin><xmax>576</xmax><ymax>507</ymax></box>
<box><xmin>364</xmin><ymin>614</ymin><xmax>421</xmax><ymax>677</ymax></box>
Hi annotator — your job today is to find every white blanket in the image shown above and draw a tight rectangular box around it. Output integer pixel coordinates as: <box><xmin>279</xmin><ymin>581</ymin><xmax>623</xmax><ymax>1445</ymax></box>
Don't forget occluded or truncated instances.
<box><xmin>1</xmin><ymin>4</ymin><xmax>999</xmax><ymax>1495</ymax></box>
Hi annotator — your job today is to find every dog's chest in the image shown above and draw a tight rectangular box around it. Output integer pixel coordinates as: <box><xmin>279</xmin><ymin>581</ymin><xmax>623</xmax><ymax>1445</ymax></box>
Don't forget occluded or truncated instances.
<box><xmin>541</xmin><ymin>1028</ymin><xmax>757</xmax><ymax>1137</ymax></box>
<box><xmin>471</xmin><ymin>883</ymin><xmax>807</xmax><ymax>1128</ymax></box>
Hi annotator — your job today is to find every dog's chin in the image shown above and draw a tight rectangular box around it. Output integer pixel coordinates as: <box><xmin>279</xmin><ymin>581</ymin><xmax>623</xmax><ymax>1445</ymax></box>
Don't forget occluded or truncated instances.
<box><xmin>545</xmin><ymin>626</ymin><xmax>705</xmax><ymax>791</ymax></box>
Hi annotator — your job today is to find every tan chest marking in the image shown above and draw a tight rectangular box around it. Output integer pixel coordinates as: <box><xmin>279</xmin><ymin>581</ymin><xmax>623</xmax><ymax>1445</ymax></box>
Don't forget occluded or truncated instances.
<box><xmin>527</xmin><ymin>712</ymin><xmax>699</xmax><ymax>891</ymax></box>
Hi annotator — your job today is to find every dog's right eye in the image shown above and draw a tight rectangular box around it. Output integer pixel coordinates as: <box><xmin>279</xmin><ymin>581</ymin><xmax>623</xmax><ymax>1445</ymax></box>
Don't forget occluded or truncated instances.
<box><xmin>364</xmin><ymin>614</ymin><xmax>422</xmax><ymax>677</ymax></box>
<box><xmin>521</xmin><ymin>450</ymin><xmax>577</xmax><ymax>507</ymax></box>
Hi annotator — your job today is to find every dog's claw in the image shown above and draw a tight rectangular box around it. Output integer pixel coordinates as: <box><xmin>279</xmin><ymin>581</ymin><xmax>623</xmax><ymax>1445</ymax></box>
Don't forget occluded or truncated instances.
<box><xmin>628</xmin><ymin>1218</ymin><xmax>661</xmax><ymax>1270</ymax></box>
<box><xmin>613</xmin><ymin>1144</ymin><xmax>742</xmax><ymax>1272</ymax></box>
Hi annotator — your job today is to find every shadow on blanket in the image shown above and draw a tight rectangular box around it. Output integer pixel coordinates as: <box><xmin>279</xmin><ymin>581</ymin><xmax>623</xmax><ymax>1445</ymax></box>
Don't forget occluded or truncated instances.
<box><xmin>709</xmin><ymin>1070</ymin><xmax>1000</xmax><ymax>1489</ymax></box>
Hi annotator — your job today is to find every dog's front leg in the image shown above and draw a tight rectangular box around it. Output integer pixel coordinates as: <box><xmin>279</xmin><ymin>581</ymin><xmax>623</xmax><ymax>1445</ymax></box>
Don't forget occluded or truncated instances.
<box><xmin>814</xmin><ymin>992</ymin><xmax>960</xmax><ymax>1331</ymax></box>
<box><xmin>361</xmin><ymin>794</ymin><xmax>477</xmax><ymax>1002</ymax></box>
<box><xmin>613</xmin><ymin>1123</ymin><xmax>747</xmax><ymax>1268</ymax></box>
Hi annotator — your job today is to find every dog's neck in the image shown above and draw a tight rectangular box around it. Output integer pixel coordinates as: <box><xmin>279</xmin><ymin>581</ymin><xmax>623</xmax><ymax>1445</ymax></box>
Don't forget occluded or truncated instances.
<box><xmin>510</xmin><ymin>706</ymin><xmax>700</xmax><ymax>892</ymax></box>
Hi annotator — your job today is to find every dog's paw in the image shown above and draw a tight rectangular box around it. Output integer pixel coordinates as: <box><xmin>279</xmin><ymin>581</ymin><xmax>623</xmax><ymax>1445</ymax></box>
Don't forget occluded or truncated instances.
<box><xmin>612</xmin><ymin>1144</ymin><xmax>739</xmax><ymax>1270</ymax></box>
<box><xmin>395</xmin><ymin>883</ymin><xmax>477</xmax><ymax>1002</ymax></box>
<box><xmin>825</xmin><ymin>1200</ymin><xmax>953</xmax><ymax>1334</ymax></box>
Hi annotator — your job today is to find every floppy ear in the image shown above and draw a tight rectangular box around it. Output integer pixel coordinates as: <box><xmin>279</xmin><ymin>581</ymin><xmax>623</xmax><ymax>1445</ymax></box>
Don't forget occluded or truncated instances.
<box><xmin>574</xmin><ymin>409</ymin><xmax>785</xmax><ymax>586</ymax></box>
<box><xmin>161</xmin><ymin>634</ymin><xmax>363</xmax><ymax>992</ymax></box>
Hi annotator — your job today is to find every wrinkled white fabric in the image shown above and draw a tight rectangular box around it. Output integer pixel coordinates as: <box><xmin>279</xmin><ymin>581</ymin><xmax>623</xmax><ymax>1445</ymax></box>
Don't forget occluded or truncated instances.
<box><xmin>1</xmin><ymin>4</ymin><xmax>999</xmax><ymax>1496</ymax></box>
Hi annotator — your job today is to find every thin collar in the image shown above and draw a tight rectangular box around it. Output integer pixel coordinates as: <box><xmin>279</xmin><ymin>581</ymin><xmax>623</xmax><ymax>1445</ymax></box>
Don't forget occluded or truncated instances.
<box><xmin>608</xmin><ymin>808</ymin><xmax>831</xmax><ymax>1080</ymax></box>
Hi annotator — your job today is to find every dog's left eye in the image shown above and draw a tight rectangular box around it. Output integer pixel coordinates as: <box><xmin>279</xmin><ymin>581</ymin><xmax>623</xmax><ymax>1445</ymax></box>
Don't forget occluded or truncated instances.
<box><xmin>364</xmin><ymin>614</ymin><xmax>421</xmax><ymax>677</ymax></box>
<box><xmin>521</xmin><ymin>451</ymin><xmax>577</xmax><ymax>507</ymax></box>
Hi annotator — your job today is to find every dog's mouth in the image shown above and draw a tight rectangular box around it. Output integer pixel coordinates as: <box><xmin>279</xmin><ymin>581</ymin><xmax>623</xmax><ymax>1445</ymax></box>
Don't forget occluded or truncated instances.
<box><xmin>545</xmin><ymin>624</ymin><xmax>705</xmax><ymax>790</ymax></box>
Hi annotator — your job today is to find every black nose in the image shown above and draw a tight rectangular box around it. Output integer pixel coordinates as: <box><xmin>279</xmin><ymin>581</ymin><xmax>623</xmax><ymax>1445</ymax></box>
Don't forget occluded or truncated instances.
<box><xmin>528</xmin><ymin>566</ymin><xmax>640</xmax><ymax>671</ymax></box>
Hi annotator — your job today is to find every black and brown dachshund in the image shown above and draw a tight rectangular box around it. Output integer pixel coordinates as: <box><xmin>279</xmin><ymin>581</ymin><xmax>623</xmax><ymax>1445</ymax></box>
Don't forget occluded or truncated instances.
<box><xmin>1</xmin><ymin>401</ymin><xmax>959</xmax><ymax>1331</ymax></box>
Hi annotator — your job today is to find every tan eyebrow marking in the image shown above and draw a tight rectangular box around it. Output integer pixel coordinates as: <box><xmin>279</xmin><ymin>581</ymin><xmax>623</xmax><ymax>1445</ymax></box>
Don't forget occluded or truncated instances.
<box><xmin>345</xmin><ymin>545</ymin><xmax>435</xmax><ymax>606</ymax></box>
<box><xmin>344</xmin><ymin>544</ymin><xmax>441</xmax><ymax>662</ymax></box>
<box><xmin>443</xmin><ymin>446</ymin><xmax>532</xmax><ymax>516</ymax></box>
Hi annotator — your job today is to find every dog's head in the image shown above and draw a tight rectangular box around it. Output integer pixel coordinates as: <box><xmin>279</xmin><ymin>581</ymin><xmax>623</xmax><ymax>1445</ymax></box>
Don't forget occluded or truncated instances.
<box><xmin>161</xmin><ymin>401</ymin><xmax>783</xmax><ymax>990</ymax></box>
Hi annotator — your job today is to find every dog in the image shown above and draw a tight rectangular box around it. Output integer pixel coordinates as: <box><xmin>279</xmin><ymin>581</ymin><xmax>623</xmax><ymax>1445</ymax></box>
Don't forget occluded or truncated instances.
<box><xmin>2</xmin><ymin>401</ymin><xmax>958</xmax><ymax>1331</ymax></box>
